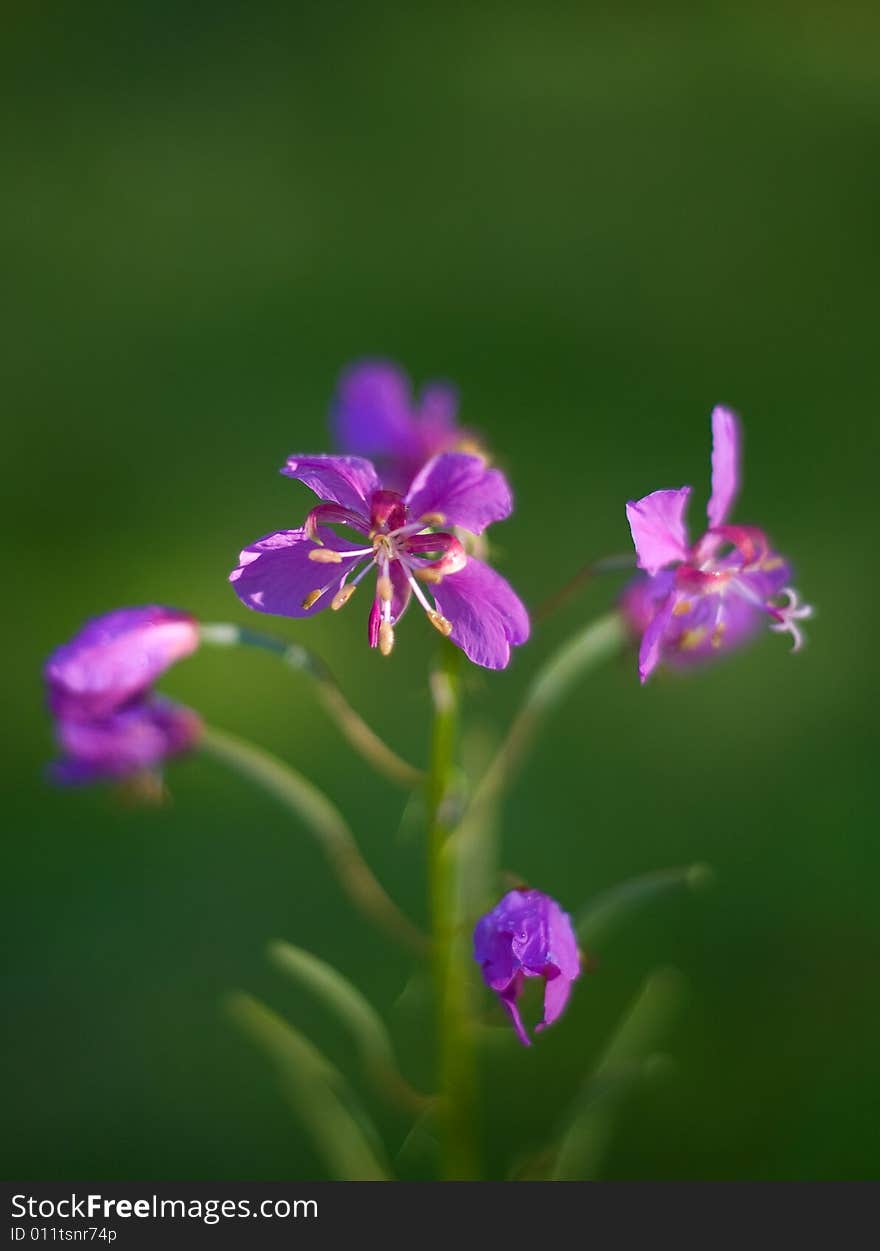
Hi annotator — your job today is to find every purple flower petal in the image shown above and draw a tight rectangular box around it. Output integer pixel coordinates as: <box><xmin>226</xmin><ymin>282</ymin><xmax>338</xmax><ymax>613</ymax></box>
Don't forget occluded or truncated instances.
<box><xmin>332</xmin><ymin>360</ymin><xmax>421</xmax><ymax>462</ymax></box>
<box><xmin>229</xmin><ymin>527</ymin><xmax>367</xmax><ymax>617</ymax></box>
<box><xmin>281</xmin><ymin>454</ymin><xmax>379</xmax><ymax>515</ymax></box>
<box><xmin>707</xmin><ymin>406</ymin><xmax>742</xmax><ymax>529</ymax></box>
<box><xmin>499</xmin><ymin>977</ymin><xmax>532</xmax><ymax>1048</ymax></box>
<box><xmin>537</xmin><ymin>970</ymin><xmax>574</xmax><ymax>1033</ymax></box>
<box><xmin>417</xmin><ymin>382</ymin><xmax>459</xmax><ymax>443</ymax></box>
<box><xmin>626</xmin><ymin>487</ymin><xmax>692</xmax><ymax>575</ymax></box>
<box><xmin>405</xmin><ymin>452</ymin><xmax>513</xmax><ymax>535</ymax></box>
<box><xmin>45</xmin><ymin>606</ymin><xmax>199</xmax><ymax>720</ymax></box>
<box><xmin>433</xmin><ymin>557</ymin><xmax>529</xmax><ymax>670</ymax></box>
<box><xmin>638</xmin><ymin>592</ymin><xmax>676</xmax><ymax>683</ymax></box>
<box><xmin>51</xmin><ymin>697</ymin><xmax>201</xmax><ymax>784</ymax></box>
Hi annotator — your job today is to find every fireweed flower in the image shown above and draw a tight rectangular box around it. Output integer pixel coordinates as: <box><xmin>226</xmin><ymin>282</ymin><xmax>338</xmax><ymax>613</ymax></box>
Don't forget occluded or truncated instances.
<box><xmin>332</xmin><ymin>359</ymin><xmax>482</xmax><ymax>492</ymax></box>
<box><xmin>45</xmin><ymin>606</ymin><xmax>201</xmax><ymax>785</ymax></box>
<box><xmin>474</xmin><ymin>889</ymin><xmax>581</xmax><ymax>1046</ymax></box>
<box><xmin>624</xmin><ymin>407</ymin><xmax>813</xmax><ymax>683</ymax></box>
<box><xmin>229</xmin><ymin>452</ymin><xmax>529</xmax><ymax>669</ymax></box>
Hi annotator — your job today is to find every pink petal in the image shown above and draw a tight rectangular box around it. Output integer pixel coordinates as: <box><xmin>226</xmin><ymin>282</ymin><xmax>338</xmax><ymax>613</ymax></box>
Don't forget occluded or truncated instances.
<box><xmin>433</xmin><ymin>557</ymin><xmax>529</xmax><ymax>670</ymax></box>
<box><xmin>229</xmin><ymin>527</ymin><xmax>366</xmax><ymax>617</ymax></box>
<box><xmin>626</xmin><ymin>487</ymin><xmax>692</xmax><ymax>575</ymax></box>
<box><xmin>707</xmin><ymin>406</ymin><xmax>742</xmax><ymax>529</ymax></box>
<box><xmin>281</xmin><ymin>454</ymin><xmax>379</xmax><ymax>515</ymax></box>
<box><xmin>405</xmin><ymin>452</ymin><xmax>512</xmax><ymax>535</ymax></box>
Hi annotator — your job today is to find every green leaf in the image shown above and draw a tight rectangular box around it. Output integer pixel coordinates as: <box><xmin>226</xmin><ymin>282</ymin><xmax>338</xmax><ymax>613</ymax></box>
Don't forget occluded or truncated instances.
<box><xmin>226</xmin><ymin>991</ymin><xmax>390</xmax><ymax>1181</ymax></box>
<box><xmin>577</xmin><ymin>862</ymin><xmax>714</xmax><ymax>947</ymax></box>
<box><xmin>268</xmin><ymin>940</ymin><xmax>426</xmax><ymax>1114</ymax></box>
<box><xmin>550</xmin><ymin>968</ymin><xmax>684</xmax><ymax>1180</ymax></box>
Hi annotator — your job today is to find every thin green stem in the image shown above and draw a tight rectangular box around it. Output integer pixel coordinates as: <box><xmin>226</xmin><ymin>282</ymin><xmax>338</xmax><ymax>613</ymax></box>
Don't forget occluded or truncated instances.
<box><xmin>426</xmin><ymin>643</ymin><xmax>478</xmax><ymax>1180</ymax></box>
<box><xmin>200</xmin><ymin>624</ymin><xmax>423</xmax><ymax>789</ymax></box>
<box><xmin>200</xmin><ymin>723</ymin><xmax>427</xmax><ymax>956</ymax></box>
<box><xmin>459</xmin><ymin>611</ymin><xmax>626</xmax><ymax>836</ymax></box>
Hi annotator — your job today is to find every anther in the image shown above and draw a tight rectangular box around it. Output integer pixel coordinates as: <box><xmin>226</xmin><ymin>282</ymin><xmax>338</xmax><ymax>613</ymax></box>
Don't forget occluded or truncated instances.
<box><xmin>420</xmin><ymin>512</ymin><xmax>446</xmax><ymax>527</ymax></box>
<box><xmin>331</xmin><ymin>585</ymin><xmax>357</xmax><ymax>611</ymax></box>
<box><xmin>308</xmin><ymin>548</ymin><xmax>343</xmax><ymax>564</ymax></box>
<box><xmin>378</xmin><ymin>621</ymin><xmax>395</xmax><ymax>656</ymax></box>
<box><xmin>417</xmin><ymin>568</ymin><xmax>444</xmax><ymax>585</ymax></box>
<box><xmin>301</xmin><ymin>588</ymin><xmax>325</xmax><ymax>610</ymax></box>
<box><xmin>427</xmin><ymin>611</ymin><xmax>453</xmax><ymax>637</ymax></box>
<box><xmin>377</xmin><ymin>575</ymin><xmax>393</xmax><ymax>602</ymax></box>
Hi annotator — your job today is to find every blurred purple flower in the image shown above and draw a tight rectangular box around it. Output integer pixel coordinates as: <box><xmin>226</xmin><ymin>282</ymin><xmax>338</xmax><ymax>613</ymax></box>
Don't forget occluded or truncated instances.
<box><xmin>473</xmin><ymin>889</ymin><xmax>581</xmax><ymax>1046</ymax></box>
<box><xmin>45</xmin><ymin>606</ymin><xmax>201</xmax><ymax>786</ymax></box>
<box><xmin>624</xmin><ymin>407</ymin><xmax>812</xmax><ymax>683</ymax></box>
<box><xmin>332</xmin><ymin>360</ymin><xmax>483</xmax><ymax>491</ymax></box>
<box><xmin>229</xmin><ymin>452</ymin><xmax>529</xmax><ymax>670</ymax></box>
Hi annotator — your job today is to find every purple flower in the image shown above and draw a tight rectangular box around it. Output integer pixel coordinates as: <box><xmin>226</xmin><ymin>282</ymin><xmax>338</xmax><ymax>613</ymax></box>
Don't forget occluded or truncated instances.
<box><xmin>473</xmin><ymin>889</ymin><xmax>581</xmax><ymax>1046</ymax></box>
<box><xmin>51</xmin><ymin>697</ymin><xmax>202</xmax><ymax>786</ymax></box>
<box><xmin>229</xmin><ymin>452</ymin><xmax>529</xmax><ymax>670</ymax></box>
<box><xmin>332</xmin><ymin>360</ymin><xmax>482</xmax><ymax>491</ymax></box>
<box><xmin>46</xmin><ymin>605</ymin><xmax>200</xmax><ymax>719</ymax></box>
<box><xmin>45</xmin><ymin>606</ymin><xmax>201</xmax><ymax>785</ymax></box>
<box><xmin>624</xmin><ymin>407</ymin><xmax>813</xmax><ymax>683</ymax></box>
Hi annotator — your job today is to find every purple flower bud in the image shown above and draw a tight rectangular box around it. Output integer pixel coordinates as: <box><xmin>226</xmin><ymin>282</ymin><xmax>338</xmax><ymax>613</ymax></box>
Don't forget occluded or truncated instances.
<box><xmin>44</xmin><ymin>606</ymin><xmax>201</xmax><ymax>786</ymax></box>
<box><xmin>473</xmin><ymin>889</ymin><xmax>581</xmax><ymax>1046</ymax></box>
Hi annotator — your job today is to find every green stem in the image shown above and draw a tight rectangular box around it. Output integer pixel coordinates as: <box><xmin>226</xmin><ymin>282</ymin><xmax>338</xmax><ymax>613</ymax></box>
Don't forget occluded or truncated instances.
<box><xmin>200</xmin><ymin>723</ymin><xmax>427</xmax><ymax>956</ymax></box>
<box><xmin>459</xmin><ymin>611</ymin><xmax>626</xmax><ymax>836</ymax></box>
<box><xmin>200</xmin><ymin>624</ymin><xmax>423</xmax><ymax>789</ymax></box>
<box><xmin>426</xmin><ymin>643</ymin><xmax>478</xmax><ymax>1180</ymax></box>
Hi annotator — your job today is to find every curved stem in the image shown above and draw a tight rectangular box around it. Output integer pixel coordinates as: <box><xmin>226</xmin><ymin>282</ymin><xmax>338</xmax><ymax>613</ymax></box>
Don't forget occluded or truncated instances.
<box><xmin>463</xmin><ymin>611</ymin><xmax>626</xmax><ymax>829</ymax></box>
<box><xmin>200</xmin><ymin>624</ymin><xmax>423</xmax><ymax>789</ymax></box>
<box><xmin>200</xmin><ymin>723</ymin><xmax>427</xmax><ymax>957</ymax></box>
<box><xmin>535</xmin><ymin>553</ymin><xmax>636</xmax><ymax>624</ymax></box>
<box><xmin>426</xmin><ymin>644</ymin><xmax>478</xmax><ymax>1180</ymax></box>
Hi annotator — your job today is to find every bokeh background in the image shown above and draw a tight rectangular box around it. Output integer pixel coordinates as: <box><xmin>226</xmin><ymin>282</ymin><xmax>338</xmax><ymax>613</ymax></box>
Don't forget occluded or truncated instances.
<box><xmin>3</xmin><ymin>1</ymin><xmax>878</xmax><ymax>1180</ymax></box>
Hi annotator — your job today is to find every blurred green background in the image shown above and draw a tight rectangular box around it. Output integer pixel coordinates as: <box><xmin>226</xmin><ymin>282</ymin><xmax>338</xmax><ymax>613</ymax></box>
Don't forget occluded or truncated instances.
<box><xmin>3</xmin><ymin>1</ymin><xmax>877</xmax><ymax>1180</ymax></box>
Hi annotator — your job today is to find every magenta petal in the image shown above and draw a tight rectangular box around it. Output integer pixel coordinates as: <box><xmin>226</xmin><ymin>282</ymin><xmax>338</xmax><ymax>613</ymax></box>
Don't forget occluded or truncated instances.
<box><xmin>707</xmin><ymin>406</ymin><xmax>742</xmax><ymax>529</ymax></box>
<box><xmin>281</xmin><ymin>454</ymin><xmax>379</xmax><ymax>515</ymax></box>
<box><xmin>332</xmin><ymin>360</ymin><xmax>420</xmax><ymax>461</ymax></box>
<box><xmin>638</xmin><ymin>592</ymin><xmax>676</xmax><ymax>683</ymax></box>
<box><xmin>229</xmin><ymin>527</ymin><xmax>366</xmax><ymax>617</ymax></box>
<box><xmin>405</xmin><ymin>452</ymin><xmax>512</xmax><ymax>535</ymax></box>
<box><xmin>45</xmin><ymin>606</ymin><xmax>199</xmax><ymax>720</ymax></box>
<box><xmin>433</xmin><ymin>557</ymin><xmax>529</xmax><ymax>670</ymax></box>
<box><xmin>389</xmin><ymin>560</ymin><xmax>411</xmax><ymax>624</ymax></box>
<box><xmin>626</xmin><ymin>487</ymin><xmax>692</xmax><ymax>575</ymax></box>
<box><xmin>500</xmin><ymin>980</ymin><xmax>532</xmax><ymax>1048</ymax></box>
<box><xmin>536</xmin><ymin>970</ymin><xmax>573</xmax><ymax>1033</ymax></box>
<box><xmin>52</xmin><ymin>697</ymin><xmax>201</xmax><ymax>784</ymax></box>
<box><xmin>417</xmin><ymin>382</ymin><xmax>459</xmax><ymax>441</ymax></box>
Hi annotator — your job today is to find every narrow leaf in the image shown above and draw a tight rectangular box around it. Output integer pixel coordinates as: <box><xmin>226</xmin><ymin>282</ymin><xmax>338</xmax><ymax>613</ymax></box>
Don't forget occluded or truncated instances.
<box><xmin>577</xmin><ymin>862</ymin><xmax>714</xmax><ymax>947</ymax></box>
<box><xmin>550</xmin><ymin>968</ymin><xmax>684</xmax><ymax>1180</ymax></box>
<box><xmin>268</xmin><ymin>941</ymin><xmax>426</xmax><ymax>1113</ymax></box>
<box><xmin>226</xmin><ymin>991</ymin><xmax>390</xmax><ymax>1181</ymax></box>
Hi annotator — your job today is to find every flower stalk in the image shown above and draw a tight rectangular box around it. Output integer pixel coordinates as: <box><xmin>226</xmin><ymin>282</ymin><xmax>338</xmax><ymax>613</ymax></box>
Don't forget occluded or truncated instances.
<box><xmin>200</xmin><ymin>623</ymin><xmax>422</xmax><ymax>788</ymax></box>
<box><xmin>426</xmin><ymin>642</ymin><xmax>479</xmax><ymax>1179</ymax></box>
<box><xmin>200</xmin><ymin>723</ymin><xmax>427</xmax><ymax>956</ymax></box>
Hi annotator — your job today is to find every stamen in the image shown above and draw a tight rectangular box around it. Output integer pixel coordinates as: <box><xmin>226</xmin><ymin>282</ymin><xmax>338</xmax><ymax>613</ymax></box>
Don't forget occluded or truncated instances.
<box><xmin>331</xmin><ymin>585</ymin><xmax>357</xmax><ymax>611</ymax></box>
<box><xmin>377</xmin><ymin>575</ymin><xmax>393</xmax><ymax>602</ymax></box>
<box><xmin>301</xmin><ymin>588</ymin><xmax>325</xmax><ymax>610</ymax></box>
<box><xmin>417</xmin><ymin>567</ymin><xmax>444</xmax><ymax>585</ymax></box>
<box><xmin>308</xmin><ymin>548</ymin><xmax>344</xmax><ymax>564</ymax></box>
<box><xmin>419</xmin><ymin>512</ymin><xmax>446</xmax><ymax>527</ymax></box>
<box><xmin>427</xmin><ymin>610</ymin><xmax>453</xmax><ymax>637</ymax></box>
<box><xmin>378</xmin><ymin>621</ymin><xmax>395</xmax><ymax>656</ymax></box>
